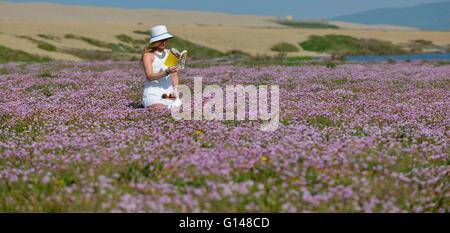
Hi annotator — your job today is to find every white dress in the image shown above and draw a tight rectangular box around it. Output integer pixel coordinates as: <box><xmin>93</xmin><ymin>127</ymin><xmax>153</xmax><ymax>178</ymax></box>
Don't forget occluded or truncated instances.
<box><xmin>142</xmin><ymin>49</ymin><xmax>181</xmax><ymax>108</ymax></box>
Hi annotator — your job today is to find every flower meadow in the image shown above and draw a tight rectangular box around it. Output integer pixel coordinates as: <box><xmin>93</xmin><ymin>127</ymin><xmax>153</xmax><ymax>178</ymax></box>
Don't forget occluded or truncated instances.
<box><xmin>0</xmin><ymin>61</ymin><xmax>448</xmax><ymax>212</ymax></box>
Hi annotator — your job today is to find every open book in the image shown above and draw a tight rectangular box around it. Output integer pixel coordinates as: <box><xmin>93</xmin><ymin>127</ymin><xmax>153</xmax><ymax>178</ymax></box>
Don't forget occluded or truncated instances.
<box><xmin>164</xmin><ymin>48</ymin><xmax>188</xmax><ymax>69</ymax></box>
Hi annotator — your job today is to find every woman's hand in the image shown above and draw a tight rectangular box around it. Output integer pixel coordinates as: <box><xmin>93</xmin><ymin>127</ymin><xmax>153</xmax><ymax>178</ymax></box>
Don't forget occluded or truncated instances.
<box><xmin>165</xmin><ymin>66</ymin><xmax>179</xmax><ymax>75</ymax></box>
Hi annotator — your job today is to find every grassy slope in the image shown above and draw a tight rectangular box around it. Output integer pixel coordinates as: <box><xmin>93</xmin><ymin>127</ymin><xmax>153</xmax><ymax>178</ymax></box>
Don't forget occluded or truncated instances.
<box><xmin>271</xmin><ymin>42</ymin><xmax>300</xmax><ymax>53</ymax></box>
<box><xmin>0</xmin><ymin>44</ymin><xmax>51</xmax><ymax>64</ymax></box>
<box><xmin>274</xmin><ymin>20</ymin><xmax>339</xmax><ymax>29</ymax></box>
<box><xmin>299</xmin><ymin>34</ymin><xmax>407</xmax><ymax>56</ymax></box>
<box><xmin>16</xmin><ymin>35</ymin><xmax>58</xmax><ymax>52</ymax></box>
<box><xmin>133</xmin><ymin>30</ymin><xmax>226</xmax><ymax>60</ymax></box>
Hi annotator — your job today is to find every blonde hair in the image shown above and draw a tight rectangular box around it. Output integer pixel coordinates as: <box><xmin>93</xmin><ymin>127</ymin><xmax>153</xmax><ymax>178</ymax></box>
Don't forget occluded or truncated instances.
<box><xmin>141</xmin><ymin>41</ymin><xmax>164</xmax><ymax>61</ymax></box>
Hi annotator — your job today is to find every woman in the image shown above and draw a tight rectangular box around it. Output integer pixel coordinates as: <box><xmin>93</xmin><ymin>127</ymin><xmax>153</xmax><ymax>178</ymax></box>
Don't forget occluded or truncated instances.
<box><xmin>142</xmin><ymin>25</ymin><xmax>181</xmax><ymax>109</ymax></box>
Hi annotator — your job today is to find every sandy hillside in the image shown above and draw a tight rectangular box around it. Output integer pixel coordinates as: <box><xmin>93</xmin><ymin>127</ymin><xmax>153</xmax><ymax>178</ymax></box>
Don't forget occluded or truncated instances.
<box><xmin>330</xmin><ymin>21</ymin><xmax>419</xmax><ymax>31</ymax></box>
<box><xmin>1</xmin><ymin>1</ymin><xmax>449</xmax><ymax>61</ymax></box>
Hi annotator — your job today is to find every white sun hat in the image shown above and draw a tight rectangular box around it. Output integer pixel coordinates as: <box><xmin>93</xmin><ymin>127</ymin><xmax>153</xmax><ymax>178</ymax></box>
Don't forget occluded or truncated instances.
<box><xmin>149</xmin><ymin>25</ymin><xmax>173</xmax><ymax>43</ymax></box>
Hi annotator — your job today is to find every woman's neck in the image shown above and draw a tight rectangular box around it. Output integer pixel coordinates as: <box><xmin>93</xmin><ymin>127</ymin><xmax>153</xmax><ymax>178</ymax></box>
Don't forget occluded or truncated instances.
<box><xmin>155</xmin><ymin>48</ymin><xmax>165</xmax><ymax>53</ymax></box>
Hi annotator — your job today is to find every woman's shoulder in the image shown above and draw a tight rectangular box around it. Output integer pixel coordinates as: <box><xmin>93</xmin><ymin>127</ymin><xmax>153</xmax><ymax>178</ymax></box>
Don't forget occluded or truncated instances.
<box><xmin>143</xmin><ymin>51</ymin><xmax>155</xmax><ymax>60</ymax></box>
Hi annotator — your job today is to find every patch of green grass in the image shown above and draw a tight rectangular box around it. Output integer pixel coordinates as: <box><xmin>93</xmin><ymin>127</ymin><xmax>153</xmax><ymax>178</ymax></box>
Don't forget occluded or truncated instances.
<box><xmin>299</xmin><ymin>34</ymin><xmax>407</xmax><ymax>56</ymax></box>
<box><xmin>133</xmin><ymin>30</ymin><xmax>226</xmax><ymax>59</ymax></box>
<box><xmin>37</xmin><ymin>43</ymin><xmax>57</xmax><ymax>52</ymax></box>
<box><xmin>0</xmin><ymin>44</ymin><xmax>51</xmax><ymax>64</ymax></box>
<box><xmin>274</xmin><ymin>20</ymin><xmax>339</xmax><ymax>29</ymax></box>
<box><xmin>39</xmin><ymin>70</ymin><xmax>53</xmax><ymax>79</ymax></box>
<box><xmin>222</xmin><ymin>120</ymin><xmax>240</xmax><ymax>126</ymax></box>
<box><xmin>116</xmin><ymin>34</ymin><xmax>137</xmax><ymax>45</ymax></box>
<box><xmin>25</xmin><ymin>82</ymin><xmax>80</xmax><ymax>97</ymax></box>
<box><xmin>80</xmin><ymin>33</ymin><xmax>235</xmax><ymax>59</ymax></box>
<box><xmin>25</xmin><ymin>84</ymin><xmax>53</xmax><ymax>97</ymax></box>
<box><xmin>65</xmin><ymin>34</ymin><xmax>138</xmax><ymax>53</ymax></box>
<box><xmin>271</xmin><ymin>42</ymin><xmax>300</xmax><ymax>53</ymax></box>
<box><xmin>118</xmin><ymin>160</ymin><xmax>164</xmax><ymax>182</ymax></box>
<box><xmin>133</xmin><ymin>30</ymin><xmax>148</xmax><ymax>36</ymax></box>
<box><xmin>11</xmin><ymin>122</ymin><xmax>28</xmax><ymax>134</ymax></box>
<box><xmin>411</xmin><ymin>39</ymin><xmax>434</xmax><ymax>47</ymax></box>
<box><xmin>436</xmin><ymin>61</ymin><xmax>450</xmax><ymax>66</ymax></box>
<box><xmin>404</xmin><ymin>39</ymin><xmax>442</xmax><ymax>53</ymax></box>
<box><xmin>287</xmin><ymin>56</ymin><xmax>314</xmax><ymax>62</ymax></box>
<box><xmin>0</xmin><ymin>68</ymin><xmax>9</xmax><ymax>75</ymax></box>
<box><xmin>17</xmin><ymin>35</ymin><xmax>58</xmax><ymax>52</ymax></box>
<box><xmin>308</xmin><ymin>115</ymin><xmax>336</xmax><ymax>129</ymax></box>
<box><xmin>353</xmin><ymin>126</ymin><xmax>369</xmax><ymax>137</ymax></box>
<box><xmin>445</xmin><ymin>44</ymin><xmax>450</xmax><ymax>53</ymax></box>
<box><xmin>233</xmin><ymin>53</ymin><xmax>314</xmax><ymax>66</ymax></box>
<box><xmin>281</xmin><ymin>119</ymin><xmax>290</xmax><ymax>126</ymax></box>
<box><xmin>334</xmin><ymin>78</ymin><xmax>348</xmax><ymax>85</ymax></box>
<box><xmin>232</xmin><ymin>166</ymin><xmax>279</xmax><ymax>183</ymax></box>
<box><xmin>0</xmin><ymin>113</ymin><xmax>13</xmax><ymax>125</ymax></box>
<box><xmin>38</xmin><ymin>34</ymin><xmax>62</xmax><ymax>42</ymax></box>
<box><xmin>168</xmin><ymin>37</ymin><xmax>226</xmax><ymax>59</ymax></box>
<box><xmin>61</xmin><ymin>48</ymin><xmax>138</xmax><ymax>61</ymax></box>
<box><xmin>326</xmin><ymin>61</ymin><xmax>338</xmax><ymax>69</ymax></box>
<box><xmin>64</xmin><ymin>34</ymin><xmax>77</xmax><ymax>39</ymax></box>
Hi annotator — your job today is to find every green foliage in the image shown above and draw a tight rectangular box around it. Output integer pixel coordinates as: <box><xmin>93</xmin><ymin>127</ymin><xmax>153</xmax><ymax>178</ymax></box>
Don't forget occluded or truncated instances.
<box><xmin>39</xmin><ymin>70</ymin><xmax>53</xmax><ymax>79</ymax></box>
<box><xmin>0</xmin><ymin>68</ymin><xmax>9</xmax><ymax>75</ymax></box>
<box><xmin>0</xmin><ymin>44</ymin><xmax>51</xmax><ymax>64</ymax></box>
<box><xmin>405</xmin><ymin>39</ymin><xmax>441</xmax><ymax>53</ymax></box>
<box><xmin>37</xmin><ymin>43</ymin><xmax>57</xmax><ymax>52</ymax></box>
<box><xmin>66</xmin><ymin>33</ymin><xmax>225</xmax><ymax>60</ymax></box>
<box><xmin>0</xmin><ymin>113</ymin><xmax>13</xmax><ymax>125</ymax></box>
<box><xmin>64</xmin><ymin>34</ymin><xmax>77</xmax><ymax>39</ymax></box>
<box><xmin>353</xmin><ymin>126</ymin><xmax>369</xmax><ymax>137</ymax></box>
<box><xmin>133</xmin><ymin>30</ymin><xmax>148</xmax><ymax>35</ymax></box>
<box><xmin>25</xmin><ymin>84</ymin><xmax>53</xmax><ymax>97</ymax></box>
<box><xmin>286</xmin><ymin>56</ymin><xmax>314</xmax><ymax>62</ymax></box>
<box><xmin>116</xmin><ymin>34</ymin><xmax>137</xmax><ymax>45</ymax></box>
<box><xmin>411</xmin><ymin>39</ymin><xmax>434</xmax><ymax>47</ymax></box>
<box><xmin>118</xmin><ymin>160</ymin><xmax>165</xmax><ymax>182</ymax></box>
<box><xmin>133</xmin><ymin>30</ymin><xmax>226</xmax><ymax>59</ymax></box>
<box><xmin>17</xmin><ymin>35</ymin><xmax>58</xmax><ymax>52</ymax></box>
<box><xmin>326</xmin><ymin>61</ymin><xmax>338</xmax><ymax>69</ymax></box>
<box><xmin>300</xmin><ymin>34</ymin><xmax>407</xmax><ymax>56</ymax></box>
<box><xmin>281</xmin><ymin>119</ymin><xmax>290</xmax><ymax>126</ymax></box>
<box><xmin>65</xmin><ymin>34</ymin><xmax>138</xmax><ymax>53</ymax></box>
<box><xmin>168</xmin><ymin>37</ymin><xmax>226</xmax><ymax>59</ymax></box>
<box><xmin>308</xmin><ymin>115</ymin><xmax>336</xmax><ymax>129</ymax></box>
<box><xmin>25</xmin><ymin>82</ymin><xmax>81</xmax><ymax>97</ymax></box>
<box><xmin>436</xmin><ymin>61</ymin><xmax>450</xmax><ymax>66</ymax></box>
<box><xmin>275</xmin><ymin>20</ymin><xmax>339</xmax><ymax>29</ymax></box>
<box><xmin>271</xmin><ymin>42</ymin><xmax>300</xmax><ymax>53</ymax></box>
<box><xmin>38</xmin><ymin>34</ymin><xmax>62</xmax><ymax>42</ymax></box>
<box><xmin>334</xmin><ymin>78</ymin><xmax>348</xmax><ymax>85</ymax></box>
<box><xmin>61</xmin><ymin>48</ymin><xmax>138</xmax><ymax>61</ymax></box>
<box><xmin>232</xmin><ymin>53</ymin><xmax>314</xmax><ymax>66</ymax></box>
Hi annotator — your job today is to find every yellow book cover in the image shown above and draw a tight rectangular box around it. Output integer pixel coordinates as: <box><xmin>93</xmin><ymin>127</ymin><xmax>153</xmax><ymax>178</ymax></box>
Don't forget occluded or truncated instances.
<box><xmin>164</xmin><ymin>48</ymin><xmax>188</xmax><ymax>69</ymax></box>
<box><xmin>164</xmin><ymin>50</ymin><xmax>179</xmax><ymax>68</ymax></box>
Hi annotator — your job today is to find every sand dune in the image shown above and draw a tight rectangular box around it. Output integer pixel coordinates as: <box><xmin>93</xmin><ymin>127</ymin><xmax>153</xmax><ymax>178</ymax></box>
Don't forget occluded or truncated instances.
<box><xmin>330</xmin><ymin>21</ymin><xmax>419</xmax><ymax>31</ymax></box>
<box><xmin>0</xmin><ymin>2</ymin><xmax>280</xmax><ymax>27</ymax></box>
<box><xmin>1</xmin><ymin>1</ymin><xmax>449</xmax><ymax>61</ymax></box>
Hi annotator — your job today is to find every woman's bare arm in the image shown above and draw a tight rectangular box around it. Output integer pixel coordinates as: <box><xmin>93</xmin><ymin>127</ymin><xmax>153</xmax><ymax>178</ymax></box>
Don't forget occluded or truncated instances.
<box><xmin>171</xmin><ymin>70</ymin><xmax>179</xmax><ymax>96</ymax></box>
<box><xmin>143</xmin><ymin>52</ymin><xmax>167</xmax><ymax>81</ymax></box>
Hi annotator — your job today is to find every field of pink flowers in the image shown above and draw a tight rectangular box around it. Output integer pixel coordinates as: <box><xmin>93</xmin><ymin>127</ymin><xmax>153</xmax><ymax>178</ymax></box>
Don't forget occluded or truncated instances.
<box><xmin>0</xmin><ymin>61</ymin><xmax>448</xmax><ymax>212</ymax></box>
